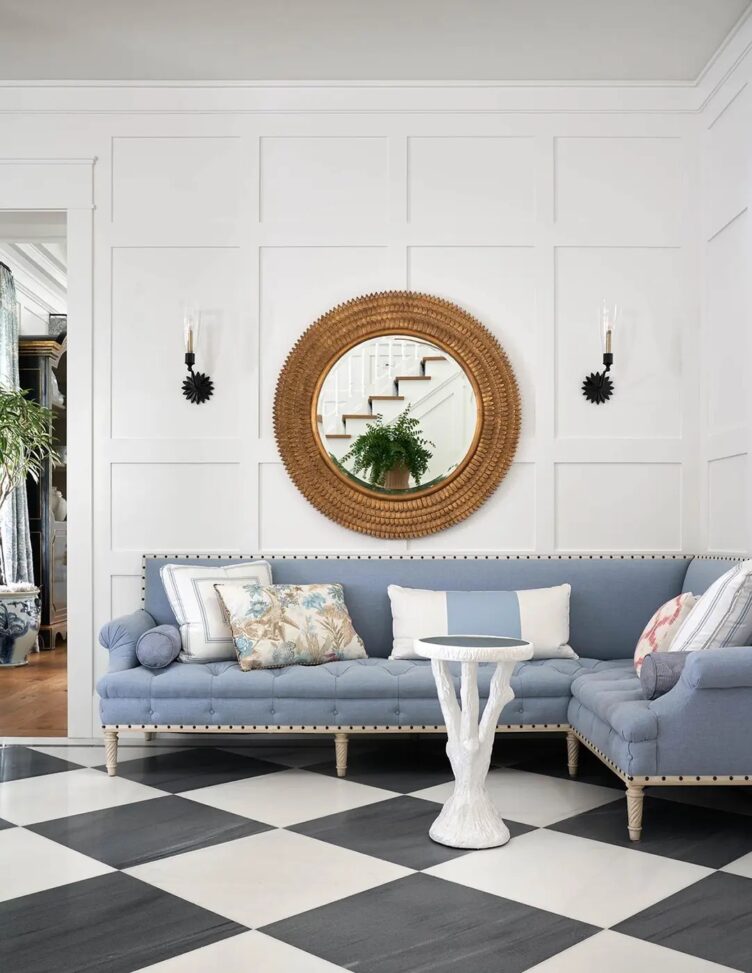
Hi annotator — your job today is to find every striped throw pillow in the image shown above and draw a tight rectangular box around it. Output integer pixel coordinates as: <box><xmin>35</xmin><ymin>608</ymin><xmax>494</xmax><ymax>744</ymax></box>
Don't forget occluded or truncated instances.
<box><xmin>670</xmin><ymin>560</ymin><xmax>752</xmax><ymax>654</ymax></box>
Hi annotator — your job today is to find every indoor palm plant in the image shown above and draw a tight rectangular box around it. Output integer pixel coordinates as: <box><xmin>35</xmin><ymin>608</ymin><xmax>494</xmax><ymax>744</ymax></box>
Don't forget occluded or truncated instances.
<box><xmin>341</xmin><ymin>407</ymin><xmax>434</xmax><ymax>490</ymax></box>
<box><xmin>0</xmin><ymin>387</ymin><xmax>57</xmax><ymax>666</ymax></box>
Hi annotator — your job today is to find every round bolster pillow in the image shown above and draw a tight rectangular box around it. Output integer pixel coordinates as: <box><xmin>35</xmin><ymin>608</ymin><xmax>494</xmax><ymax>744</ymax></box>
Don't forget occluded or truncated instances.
<box><xmin>136</xmin><ymin>625</ymin><xmax>182</xmax><ymax>669</ymax></box>
<box><xmin>640</xmin><ymin>651</ymin><xmax>688</xmax><ymax>700</ymax></box>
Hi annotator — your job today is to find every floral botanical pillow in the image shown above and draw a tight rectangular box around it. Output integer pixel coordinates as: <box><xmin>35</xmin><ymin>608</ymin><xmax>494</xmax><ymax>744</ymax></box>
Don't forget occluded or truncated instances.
<box><xmin>214</xmin><ymin>582</ymin><xmax>367</xmax><ymax>671</ymax></box>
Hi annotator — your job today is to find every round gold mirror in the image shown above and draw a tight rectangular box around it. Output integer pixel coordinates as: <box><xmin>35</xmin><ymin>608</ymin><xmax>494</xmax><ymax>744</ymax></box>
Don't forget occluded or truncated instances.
<box><xmin>274</xmin><ymin>291</ymin><xmax>520</xmax><ymax>538</ymax></box>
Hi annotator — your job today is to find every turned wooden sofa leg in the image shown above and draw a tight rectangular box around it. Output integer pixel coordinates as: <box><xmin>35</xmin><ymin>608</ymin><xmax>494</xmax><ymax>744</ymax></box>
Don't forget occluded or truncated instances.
<box><xmin>335</xmin><ymin>732</ymin><xmax>349</xmax><ymax>778</ymax></box>
<box><xmin>104</xmin><ymin>729</ymin><xmax>119</xmax><ymax>777</ymax></box>
<box><xmin>566</xmin><ymin>730</ymin><xmax>579</xmax><ymax>777</ymax></box>
<box><xmin>144</xmin><ymin>732</ymin><xmax>156</xmax><ymax>742</ymax></box>
<box><xmin>626</xmin><ymin>783</ymin><xmax>645</xmax><ymax>841</ymax></box>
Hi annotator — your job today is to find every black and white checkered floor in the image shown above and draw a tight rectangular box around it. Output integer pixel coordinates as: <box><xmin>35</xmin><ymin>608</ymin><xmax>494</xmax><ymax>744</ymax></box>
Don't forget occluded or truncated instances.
<box><xmin>1</xmin><ymin>735</ymin><xmax>751</xmax><ymax>973</ymax></box>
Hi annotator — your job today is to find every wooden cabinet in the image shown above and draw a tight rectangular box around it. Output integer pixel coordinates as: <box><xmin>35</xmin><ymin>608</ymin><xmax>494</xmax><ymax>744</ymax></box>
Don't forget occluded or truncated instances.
<box><xmin>19</xmin><ymin>336</ymin><xmax>67</xmax><ymax>648</ymax></box>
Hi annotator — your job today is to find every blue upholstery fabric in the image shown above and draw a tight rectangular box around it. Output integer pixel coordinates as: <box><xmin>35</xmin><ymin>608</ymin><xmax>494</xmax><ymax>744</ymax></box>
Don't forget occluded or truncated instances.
<box><xmin>136</xmin><ymin>625</ymin><xmax>182</xmax><ymax>670</ymax></box>
<box><xmin>100</xmin><ymin>557</ymin><xmax>752</xmax><ymax>783</ymax></box>
<box><xmin>681</xmin><ymin>645</ymin><xmax>752</xmax><ymax>689</ymax></box>
<box><xmin>144</xmin><ymin>556</ymin><xmax>691</xmax><ymax>661</ymax></box>
<box><xmin>99</xmin><ymin>610</ymin><xmax>156</xmax><ymax>673</ymax></box>
<box><xmin>568</xmin><ymin>648</ymin><xmax>752</xmax><ymax>777</ymax></box>
<box><xmin>97</xmin><ymin>656</ymin><xmax>621</xmax><ymax>728</ymax></box>
<box><xmin>639</xmin><ymin>652</ymin><xmax>687</xmax><ymax>699</ymax></box>
<box><xmin>681</xmin><ymin>557</ymin><xmax>742</xmax><ymax>596</ymax></box>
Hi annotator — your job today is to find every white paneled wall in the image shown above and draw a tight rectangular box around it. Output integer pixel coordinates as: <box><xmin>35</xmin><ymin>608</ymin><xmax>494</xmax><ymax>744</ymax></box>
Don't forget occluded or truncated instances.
<box><xmin>96</xmin><ymin>107</ymin><xmax>698</xmax><ymax>595</ymax></box>
<box><xmin>701</xmin><ymin>58</ymin><xmax>752</xmax><ymax>554</ymax></box>
<box><xmin>0</xmin><ymin>89</ymin><xmax>707</xmax><ymax>726</ymax></box>
<box><xmin>100</xmin><ymin>115</ymin><xmax>697</xmax><ymax>620</ymax></box>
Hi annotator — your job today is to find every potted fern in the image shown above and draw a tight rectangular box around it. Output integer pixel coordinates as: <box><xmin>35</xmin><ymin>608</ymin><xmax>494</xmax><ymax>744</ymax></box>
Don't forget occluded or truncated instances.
<box><xmin>341</xmin><ymin>408</ymin><xmax>434</xmax><ymax>490</ymax></box>
<box><xmin>0</xmin><ymin>387</ymin><xmax>57</xmax><ymax>666</ymax></box>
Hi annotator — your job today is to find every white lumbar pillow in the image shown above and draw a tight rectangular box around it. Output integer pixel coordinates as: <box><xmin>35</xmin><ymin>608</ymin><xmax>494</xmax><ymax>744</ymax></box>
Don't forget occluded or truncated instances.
<box><xmin>388</xmin><ymin>583</ymin><xmax>576</xmax><ymax>660</ymax></box>
<box><xmin>670</xmin><ymin>559</ymin><xmax>752</xmax><ymax>654</ymax></box>
<box><xmin>161</xmin><ymin>560</ymin><xmax>272</xmax><ymax>662</ymax></box>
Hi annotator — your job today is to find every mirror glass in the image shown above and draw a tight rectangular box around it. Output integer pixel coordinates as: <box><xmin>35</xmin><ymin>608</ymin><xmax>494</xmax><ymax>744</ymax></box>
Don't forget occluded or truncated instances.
<box><xmin>316</xmin><ymin>335</ymin><xmax>478</xmax><ymax>494</ymax></box>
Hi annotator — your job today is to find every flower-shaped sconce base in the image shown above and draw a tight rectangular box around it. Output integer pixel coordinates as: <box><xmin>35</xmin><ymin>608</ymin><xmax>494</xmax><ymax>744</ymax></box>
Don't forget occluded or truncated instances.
<box><xmin>582</xmin><ymin>369</ymin><xmax>614</xmax><ymax>405</ymax></box>
<box><xmin>182</xmin><ymin>369</ymin><xmax>214</xmax><ymax>404</ymax></box>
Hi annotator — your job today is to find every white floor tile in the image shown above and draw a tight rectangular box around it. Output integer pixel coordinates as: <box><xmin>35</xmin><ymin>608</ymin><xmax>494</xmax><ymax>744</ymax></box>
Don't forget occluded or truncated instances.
<box><xmin>412</xmin><ymin>767</ymin><xmax>620</xmax><ymax>827</ymax></box>
<box><xmin>524</xmin><ymin>930</ymin><xmax>737</xmax><ymax>973</ymax></box>
<box><xmin>0</xmin><ymin>828</ymin><xmax>112</xmax><ymax>902</ymax></box>
<box><xmin>425</xmin><ymin>829</ymin><xmax>711</xmax><ymax>928</ymax></box>
<box><xmin>0</xmin><ymin>768</ymin><xmax>164</xmax><ymax>825</ymax></box>
<box><xmin>722</xmin><ymin>850</ymin><xmax>752</xmax><ymax>879</ymax></box>
<box><xmin>127</xmin><ymin>829</ymin><xmax>411</xmax><ymax>927</ymax></box>
<box><xmin>133</xmin><ymin>930</ymin><xmax>346</xmax><ymax>972</ymax></box>
<box><xmin>32</xmin><ymin>745</ymin><xmax>179</xmax><ymax>767</ymax></box>
<box><xmin>181</xmin><ymin>768</ymin><xmax>396</xmax><ymax>827</ymax></box>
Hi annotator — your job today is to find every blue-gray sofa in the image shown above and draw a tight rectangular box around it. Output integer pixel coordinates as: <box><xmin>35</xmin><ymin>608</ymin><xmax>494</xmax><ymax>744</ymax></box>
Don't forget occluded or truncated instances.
<box><xmin>98</xmin><ymin>553</ymin><xmax>752</xmax><ymax>840</ymax></box>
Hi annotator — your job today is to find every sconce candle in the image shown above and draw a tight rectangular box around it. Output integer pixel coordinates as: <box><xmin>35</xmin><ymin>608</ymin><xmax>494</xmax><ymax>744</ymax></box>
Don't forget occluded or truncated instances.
<box><xmin>583</xmin><ymin>300</ymin><xmax>618</xmax><ymax>405</ymax></box>
<box><xmin>181</xmin><ymin>308</ymin><xmax>214</xmax><ymax>405</ymax></box>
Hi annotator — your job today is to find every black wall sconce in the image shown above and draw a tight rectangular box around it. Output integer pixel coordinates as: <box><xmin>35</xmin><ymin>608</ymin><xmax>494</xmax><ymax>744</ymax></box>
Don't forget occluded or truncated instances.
<box><xmin>582</xmin><ymin>300</ymin><xmax>618</xmax><ymax>405</ymax></box>
<box><xmin>182</xmin><ymin>307</ymin><xmax>214</xmax><ymax>404</ymax></box>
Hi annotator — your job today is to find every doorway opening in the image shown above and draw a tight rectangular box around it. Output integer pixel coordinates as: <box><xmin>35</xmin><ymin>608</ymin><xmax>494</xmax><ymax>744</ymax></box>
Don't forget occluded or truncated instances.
<box><xmin>0</xmin><ymin>211</ymin><xmax>68</xmax><ymax>737</ymax></box>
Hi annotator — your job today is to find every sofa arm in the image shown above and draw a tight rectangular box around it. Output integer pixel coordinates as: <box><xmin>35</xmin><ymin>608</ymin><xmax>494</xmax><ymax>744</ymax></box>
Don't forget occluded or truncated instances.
<box><xmin>99</xmin><ymin>610</ymin><xmax>157</xmax><ymax>673</ymax></box>
<box><xmin>681</xmin><ymin>647</ymin><xmax>752</xmax><ymax>690</ymax></box>
<box><xmin>648</xmin><ymin>647</ymin><xmax>752</xmax><ymax>777</ymax></box>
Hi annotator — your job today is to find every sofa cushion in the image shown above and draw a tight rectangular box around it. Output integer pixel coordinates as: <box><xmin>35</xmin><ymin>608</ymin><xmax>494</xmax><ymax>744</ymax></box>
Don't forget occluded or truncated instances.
<box><xmin>97</xmin><ymin>656</ymin><xmax>604</xmax><ymax>729</ymax></box>
<box><xmin>570</xmin><ymin>662</ymin><xmax>657</xmax><ymax>743</ymax></box>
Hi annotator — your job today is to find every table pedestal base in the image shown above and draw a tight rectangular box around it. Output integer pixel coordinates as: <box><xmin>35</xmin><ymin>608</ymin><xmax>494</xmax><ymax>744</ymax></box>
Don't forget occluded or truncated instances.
<box><xmin>428</xmin><ymin>657</ymin><xmax>517</xmax><ymax>850</ymax></box>
<box><xmin>429</xmin><ymin>785</ymin><xmax>511</xmax><ymax>849</ymax></box>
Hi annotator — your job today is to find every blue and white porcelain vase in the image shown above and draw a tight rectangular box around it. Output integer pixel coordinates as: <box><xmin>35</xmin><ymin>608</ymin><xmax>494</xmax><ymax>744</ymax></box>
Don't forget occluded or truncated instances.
<box><xmin>0</xmin><ymin>587</ymin><xmax>41</xmax><ymax>666</ymax></box>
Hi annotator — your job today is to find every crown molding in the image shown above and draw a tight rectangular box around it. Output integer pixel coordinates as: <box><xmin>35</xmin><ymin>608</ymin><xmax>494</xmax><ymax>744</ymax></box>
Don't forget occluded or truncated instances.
<box><xmin>696</xmin><ymin>7</ymin><xmax>752</xmax><ymax>114</ymax></box>
<box><xmin>0</xmin><ymin>12</ymin><xmax>750</xmax><ymax>116</ymax></box>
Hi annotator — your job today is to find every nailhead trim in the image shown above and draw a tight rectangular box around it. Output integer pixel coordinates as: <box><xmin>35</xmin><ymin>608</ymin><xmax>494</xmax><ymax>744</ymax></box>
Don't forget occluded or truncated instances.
<box><xmin>103</xmin><ymin>722</ymin><xmax>568</xmax><ymax>733</ymax></box>
<box><xmin>140</xmin><ymin>552</ymin><xmax>747</xmax><ymax>605</ymax></box>
<box><xmin>573</xmin><ymin>730</ymin><xmax>751</xmax><ymax>785</ymax></box>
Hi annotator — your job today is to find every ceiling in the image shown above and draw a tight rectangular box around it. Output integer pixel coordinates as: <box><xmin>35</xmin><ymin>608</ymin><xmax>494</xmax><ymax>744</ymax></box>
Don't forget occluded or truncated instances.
<box><xmin>0</xmin><ymin>0</ymin><xmax>749</xmax><ymax>83</ymax></box>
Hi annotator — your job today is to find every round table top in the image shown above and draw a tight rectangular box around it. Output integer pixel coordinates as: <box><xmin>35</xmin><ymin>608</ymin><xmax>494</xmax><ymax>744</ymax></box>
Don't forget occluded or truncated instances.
<box><xmin>414</xmin><ymin>635</ymin><xmax>534</xmax><ymax>664</ymax></box>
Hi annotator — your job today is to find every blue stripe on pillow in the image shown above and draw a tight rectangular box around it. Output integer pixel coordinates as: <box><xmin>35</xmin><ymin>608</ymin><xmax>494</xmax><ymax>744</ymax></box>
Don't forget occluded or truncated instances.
<box><xmin>446</xmin><ymin>590</ymin><xmax>521</xmax><ymax>639</ymax></box>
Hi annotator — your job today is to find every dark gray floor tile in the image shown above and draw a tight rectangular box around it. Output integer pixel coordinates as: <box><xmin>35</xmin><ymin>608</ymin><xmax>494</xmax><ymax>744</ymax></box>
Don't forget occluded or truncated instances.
<box><xmin>291</xmin><ymin>794</ymin><xmax>535</xmax><ymax>870</ymax></box>
<box><xmin>550</xmin><ymin>796</ymin><xmax>752</xmax><ymax>868</ymax></box>
<box><xmin>0</xmin><ymin>817</ymin><xmax>13</xmax><ymax>830</ymax></box>
<box><xmin>510</xmin><ymin>744</ymin><xmax>623</xmax><ymax>789</ymax></box>
<box><xmin>29</xmin><ymin>795</ymin><xmax>272</xmax><ymax>868</ymax></box>
<box><xmin>491</xmin><ymin>733</ymin><xmax>568</xmax><ymax>768</ymax></box>
<box><xmin>99</xmin><ymin>747</ymin><xmax>283</xmax><ymax>793</ymax></box>
<box><xmin>307</xmin><ymin>737</ymin><xmax>455</xmax><ymax>792</ymax></box>
<box><xmin>0</xmin><ymin>746</ymin><xmax>79</xmax><ymax>782</ymax></box>
<box><xmin>651</xmin><ymin>784</ymin><xmax>752</xmax><ymax>817</ymax></box>
<box><xmin>615</xmin><ymin>872</ymin><xmax>752</xmax><ymax>972</ymax></box>
<box><xmin>263</xmin><ymin>872</ymin><xmax>597</xmax><ymax>973</ymax></box>
<box><xmin>0</xmin><ymin>871</ymin><xmax>245</xmax><ymax>973</ymax></box>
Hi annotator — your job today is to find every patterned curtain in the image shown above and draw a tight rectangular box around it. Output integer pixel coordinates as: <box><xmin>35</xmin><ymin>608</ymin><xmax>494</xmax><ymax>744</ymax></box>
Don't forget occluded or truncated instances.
<box><xmin>0</xmin><ymin>263</ymin><xmax>34</xmax><ymax>584</ymax></box>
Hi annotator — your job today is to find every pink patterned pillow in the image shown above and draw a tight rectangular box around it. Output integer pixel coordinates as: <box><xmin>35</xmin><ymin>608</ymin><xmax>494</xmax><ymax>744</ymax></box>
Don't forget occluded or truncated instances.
<box><xmin>633</xmin><ymin>593</ymin><xmax>697</xmax><ymax>673</ymax></box>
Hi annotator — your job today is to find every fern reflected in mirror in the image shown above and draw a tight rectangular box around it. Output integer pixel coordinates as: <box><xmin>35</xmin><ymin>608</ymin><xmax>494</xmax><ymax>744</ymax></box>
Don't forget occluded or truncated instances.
<box><xmin>316</xmin><ymin>334</ymin><xmax>478</xmax><ymax>496</ymax></box>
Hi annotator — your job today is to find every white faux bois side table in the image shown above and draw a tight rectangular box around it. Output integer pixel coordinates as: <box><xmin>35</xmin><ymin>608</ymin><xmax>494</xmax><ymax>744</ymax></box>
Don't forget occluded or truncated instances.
<box><xmin>415</xmin><ymin>635</ymin><xmax>533</xmax><ymax>849</ymax></box>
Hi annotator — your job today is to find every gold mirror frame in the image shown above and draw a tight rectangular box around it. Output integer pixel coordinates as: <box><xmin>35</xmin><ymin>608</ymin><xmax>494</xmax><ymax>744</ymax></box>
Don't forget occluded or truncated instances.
<box><xmin>273</xmin><ymin>291</ymin><xmax>521</xmax><ymax>539</ymax></box>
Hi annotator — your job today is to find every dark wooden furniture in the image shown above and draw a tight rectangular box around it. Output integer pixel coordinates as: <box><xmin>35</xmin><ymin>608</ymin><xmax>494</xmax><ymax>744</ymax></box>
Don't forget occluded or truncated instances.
<box><xmin>19</xmin><ymin>336</ymin><xmax>67</xmax><ymax>648</ymax></box>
